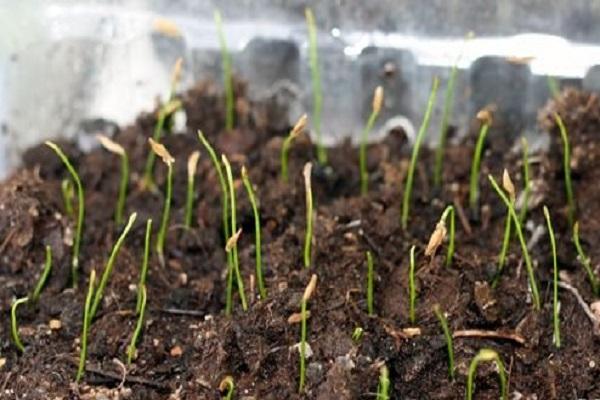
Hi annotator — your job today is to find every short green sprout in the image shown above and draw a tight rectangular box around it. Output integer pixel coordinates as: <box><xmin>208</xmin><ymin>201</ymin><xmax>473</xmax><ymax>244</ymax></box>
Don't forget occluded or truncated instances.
<box><xmin>11</xmin><ymin>296</ymin><xmax>29</xmax><ymax>353</ymax></box>
<box><xmin>299</xmin><ymin>274</ymin><xmax>317</xmax><ymax>393</ymax></box>
<box><xmin>219</xmin><ymin>376</ymin><xmax>235</xmax><ymax>400</ymax></box>
<box><xmin>61</xmin><ymin>178</ymin><xmax>74</xmax><ymax>217</ymax></box>
<box><xmin>469</xmin><ymin>109</ymin><xmax>492</xmax><ymax>214</ymax></box>
<box><xmin>547</xmin><ymin>76</ymin><xmax>560</xmax><ymax>98</ymax></box>
<box><xmin>425</xmin><ymin>206</ymin><xmax>455</xmax><ymax>267</ymax></box>
<box><xmin>31</xmin><ymin>245</ymin><xmax>52</xmax><ymax>303</ymax></box>
<box><xmin>519</xmin><ymin>137</ymin><xmax>530</xmax><ymax>223</ymax></box>
<box><xmin>241</xmin><ymin>166</ymin><xmax>266</xmax><ymax>300</ymax></box>
<box><xmin>408</xmin><ymin>245</ymin><xmax>417</xmax><ymax>324</ymax></box>
<box><xmin>97</xmin><ymin>135</ymin><xmax>129</xmax><ymax>226</ymax></box>
<box><xmin>493</xmin><ymin>170</ymin><xmax>516</xmax><ymax>288</ymax></box>
<box><xmin>137</xmin><ymin>219</ymin><xmax>153</xmax><ymax>313</ymax></box>
<box><xmin>281</xmin><ymin>114</ymin><xmax>307</xmax><ymax>183</ymax></box>
<box><xmin>303</xmin><ymin>162</ymin><xmax>314</xmax><ymax>268</ymax></box>
<box><xmin>214</xmin><ymin>10</ymin><xmax>234</xmax><ymax>131</ymax></box>
<box><xmin>573</xmin><ymin>222</ymin><xmax>599</xmax><ymax>296</ymax></box>
<box><xmin>554</xmin><ymin>113</ymin><xmax>575</xmax><ymax>226</ymax></box>
<box><xmin>45</xmin><ymin>141</ymin><xmax>84</xmax><ymax>287</ymax></box>
<box><xmin>377</xmin><ymin>364</ymin><xmax>390</xmax><ymax>400</ymax></box>
<box><xmin>351</xmin><ymin>327</ymin><xmax>364</xmax><ymax>343</ymax></box>
<box><xmin>360</xmin><ymin>86</ymin><xmax>384</xmax><ymax>195</ymax></box>
<box><xmin>401</xmin><ymin>77</ymin><xmax>439</xmax><ymax>229</ymax></box>
<box><xmin>184</xmin><ymin>151</ymin><xmax>200</xmax><ymax>228</ymax></box>
<box><xmin>127</xmin><ymin>284</ymin><xmax>147</xmax><ymax>365</ymax></box>
<box><xmin>366</xmin><ymin>250</ymin><xmax>375</xmax><ymax>316</ymax></box>
<box><xmin>305</xmin><ymin>7</ymin><xmax>326</xmax><ymax>164</ymax></box>
<box><xmin>433</xmin><ymin>304</ymin><xmax>455</xmax><ymax>380</ymax></box>
<box><xmin>76</xmin><ymin>269</ymin><xmax>96</xmax><ymax>382</ymax></box>
<box><xmin>466</xmin><ymin>348</ymin><xmax>507</xmax><ymax>400</ymax></box>
<box><xmin>149</xmin><ymin>139</ymin><xmax>175</xmax><ymax>266</ymax></box>
<box><xmin>543</xmin><ymin>206</ymin><xmax>561</xmax><ymax>348</ymax></box>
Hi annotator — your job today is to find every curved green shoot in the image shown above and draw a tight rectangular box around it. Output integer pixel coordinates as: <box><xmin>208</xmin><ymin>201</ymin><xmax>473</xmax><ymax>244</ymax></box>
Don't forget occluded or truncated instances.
<box><xmin>466</xmin><ymin>348</ymin><xmax>507</xmax><ymax>400</ymax></box>
<box><xmin>241</xmin><ymin>166</ymin><xmax>266</xmax><ymax>300</ymax></box>
<box><xmin>45</xmin><ymin>141</ymin><xmax>84</xmax><ymax>287</ymax></box>
<box><xmin>351</xmin><ymin>327</ymin><xmax>364</xmax><ymax>343</ymax></box>
<box><xmin>366</xmin><ymin>250</ymin><xmax>374</xmax><ymax>316</ymax></box>
<box><xmin>519</xmin><ymin>137</ymin><xmax>530</xmax><ymax>223</ymax></box>
<box><xmin>554</xmin><ymin>113</ymin><xmax>575</xmax><ymax>226</ymax></box>
<box><xmin>488</xmin><ymin>174</ymin><xmax>540</xmax><ymax>310</ymax></box>
<box><xmin>305</xmin><ymin>8</ymin><xmax>326</xmax><ymax>164</ymax></box>
<box><xmin>127</xmin><ymin>284</ymin><xmax>147</xmax><ymax>365</ymax></box>
<box><xmin>97</xmin><ymin>134</ymin><xmax>129</xmax><ymax>226</ymax></box>
<box><xmin>184</xmin><ymin>151</ymin><xmax>200</xmax><ymax>228</ymax></box>
<box><xmin>303</xmin><ymin>162</ymin><xmax>314</xmax><ymax>268</ymax></box>
<box><xmin>61</xmin><ymin>179</ymin><xmax>74</xmax><ymax>218</ymax></box>
<box><xmin>11</xmin><ymin>297</ymin><xmax>29</xmax><ymax>353</ymax></box>
<box><xmin>469</xmin><ymin>112</ymin><xmax>491</xmax><ymax>213</ymax></box>
<box><xmin>543</xmin><ymin>206</ymin><xmax>561</xmax><ymax>348</ymax></box>
<box><xmin>573</xmin><ymin>222</ymin><xmax>599</xmax><ymax>296</ymax></box>
<box><xmin>441</xmin><ymin>206</ymin><xmax>455</xmax><ymax>267</ymax></box>
<box><xmin>494</xmin><ymin>170</ymin><xmax>516</xmax><ymax>288</ymax></box>
<box><xmin>433</xmin><ymin>304</ymin><xmax>455</xmax><ymax>380</ymax></box>
<box><xmin>281</xmin><ymin>114</ymin><xmax>307</xmax><ymax>183</ymax></box>
<box><xmin>31</xmin><ymin>245</ymin><xmax>52</xmax><ymax>303</ymax></box>
<box><xmin>299</xmin><ymin>274</ymin><xmax>317</xmax><ymax>393</ymax></box>
<box><xmin>401</xmin><ymin>77</ymin><xmax>439</xmax><ymax>229</ymax></box>
<box><xmin>376</xmin><ymin>364</ymin><xmax>390</xmax><ymax>400</ymax></box>
<box><xmin>409</xmin><ymin>245</ymin><xmax>417</xmax><ymax>324</ymax></box>
<box><xmin>214</xmin><ymin>10</ymin><xmax>234</xmax><ymax>131</ymax></box>
<box><xmin>220</xmin><ymin>376</ymin><xmax>235</xmax><ymax>400</ymax></box>
<box><xmin>137</xmin><ymin>219</ymin><xmax>152</xmax><ymax>313</ymax></box>
<box><xmin>360</xmin><ymin>86</ymin><xmax>384</xmax><ymax>195</ymax></box>
<box><xmin>76</xmin><ymin>269</ymin><xmax>96</xmax><ymax>382</ymax></box>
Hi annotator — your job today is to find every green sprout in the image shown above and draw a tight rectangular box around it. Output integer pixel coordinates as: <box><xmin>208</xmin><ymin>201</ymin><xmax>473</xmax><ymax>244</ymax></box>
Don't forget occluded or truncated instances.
<box><xmin>488</xmin><ymin>173</ymin><xmax>541</xmax><ymax>310</ymax></box>
<box><xmin>366</xmin><ymin>250</ymin><xmax>375</xmax><ymax>316</ymax></box>
<box><xmin>408</xmin><ymin>245</ymin><xmax>417</xmax><ymax>324</ymax></box>
<box><xmin>137</xmin><ymin>219</ymin><xmax>153</xmax><ymax>313</ymax></box>
<box><xmin>519</xmin><ymin>137</ymin><xmax>531</xmax><ymax>223</ymax></box>
<box><xmin>241</xmin><ymin>166</ymin><xmax>266</xmax><ymax>300</ymax></box>
<box><xmin>76</xmin><ymin>269</ymin><xmax>96</xmax><ymax>383</ymax></box>
<box><xmin>222</xmin><ymin>154</ymin><xmax>248</xmax><ymax>313</ymax></box>
<box><xmin>61</xmin><ymin>179</ymin><xmax>74</xmax><ymax>217</ymax></box>
<box><xmin>554</xmin><ymin>113</ymin><xmax>575</xmax><ymax>226</ymax></box>
<box><xmin>149</xmin><ymin>139</ymin><xmax>175</xmax><ymax>266</ymax></box>
<box><xmin>219</xmin><ymin>376</ymin><xmax>235</xmax><ymax>400</ymax></box>
<box><xmin>433</xmin><ymin>304</ymin><xmax>455</xmax><ymax>380</ymax></box>
<box><xmin>281</xmin><ymin>114</ymin><xmax>307</xmax><ymax>183</ymax></box>
<box><xmin>305</xmin><ymin>7</ymin><xmax>326</xmax><ymax>164</ymax></box>
<box><xmin>11</xmin><ymin>296</ymin><xmax>29</xmax><ymax>353</ymax></box>
<box><xmin>377</xmin><ymin>364</ymin><xmax>390</xmax><ymax>400</ymax></box>
<box><xmin>468</xmin><ymin>110</ymin><xmax>492</xmax><ymax>214</ymax></box>
<box><xmin>351</xmin><ymin>327</ymin><xmax>364</xmax><ymax>343</ymax></box>
<box><xmin>303</xmin><ymin>162</ymin><xmax>314</xmax><ymax>268</ymax></box>
<box><xmin>184</xmin><ymin>151</ymin><xmax>200</xmax><ymax>228</ymax></box>
<box><xmin>401</xmin><ymin>77</ymin><xmax>439</xmax><ymax>229</ymax></box>
<box><xmin>214</xmin><ymin>10</ymin><xmax>235</xmax><ymax>131</ymax></box>
<box><xmin>89</xmin><ymin>212</ymin><xmax>137</xmax><ymax>320</ymax></box>
<box><xmin>45</xmin><ymin>141</ymin><xmax>85</xmax><ymax>286</ymax></box>
<box><xmin>97</xmin><ymin>135</ymin><xmax>129</xmax><ymax>226</ymax></box>
<box><xmin>425</xmin><ymin>206</ymin><xmax>455</xmax><ymax>267</ymax></box>
<box><xmin>543</xmin><ymin>206</ymin><xmax>561</xmax><ymax>348</ymax></box>
<box><xmin>466</xmin><ymin>348</ymin><xmax>507</xmax><ymax>400</ymax></box>
<box><xmin>31</xmin><ymin>245</ymin><xmax>52</xmax><ymax>303</ymax></box>
<box><xmin>547</xmin><ymin>76</ymin><xmax>560</xmax><ymax>98</ymax></box>
<box><xmin>360</xmin><ymin>86</ymin><xmax>384</xmax><ymax>195</ymax></box>
<box><xmin>127</xmin><ymin>284</ymin><xmax>147</xmax><ymax>365</ymax></box>
<box><xmin>299</xmin><ymin>274</ymin><xmax>317</xmax><ymax>393</ymax></box>
<box><xmin>493</xmin><ymin>170</ymin><xmax>516</xmax><ymax>288</ymax></box>
<box><xmin>573</xmin><ymin>222</ymin><xmax>599</xmax><ymax>296</ymax></box>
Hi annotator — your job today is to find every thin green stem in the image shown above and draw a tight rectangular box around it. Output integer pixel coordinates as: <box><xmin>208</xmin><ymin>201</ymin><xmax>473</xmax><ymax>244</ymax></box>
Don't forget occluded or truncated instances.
<box><xmin>281</xmin><ymin>134</ymin><xmax>295</xmax><ymax>183</ymax></box>
<box><xmin>61</xmin><ymin>179</ymin><xmax>74</xmax><ymax>217</ymax></box>
<box><xmin>303</xmin><ymin>163</ymin><xmax>314</xmax><ymax>268</ymax></box>
<box><xmin>441</xmin><ymin>206</ymin><xmax>455</xmax><ymax>267</ymax></box>
<box><xmin>11</xmin><ymin>297</ymin><xmax>29</xmax><ymax>353</ymax></box>
<box><xmin>492</xmin><ymin>213</ymin><xmax>512</xmax><ymax>288</ymax></box>
<box><xmin>547</xmin><ymin>76</ymin><xmax>560</xmax><ymax>98</ymax></box>
<box><xmin>221</xmin><ymin>376</ymin><xmax>235</xmax><ymax>400</ymax></box>
<box><xmin>554</xmin><ymin>113</ymin><xmax>575</xmax><ymax>226</ymax></box>
<box><xmin>519</xmin><ymin>137</ymin><xmax>530</xmax><ymax>223</ymax></box>
<box><xmin>469</xmin><ymin>122</ymin><xmax>490</xmax><ymax>213</ymax></box>
<box><xmin>137</xmin><ymin>219</ymin><xmax>152</xmax><ymax>313</ymax></box>
<box><xmin>466</xmin><ymin>348</ymin><xmax>507</xmax><ymax>400</ymax></box>
<box><xmin>156</xmin><ymin>164</ymin><xmax>173</xmax><ymax>264</ymax></box>
<box><xmin>366</xmin><ymin>251</ymin><xmax>374</xmax><ymax>316</ymax></box>
<box><xmin>351</xmin><ymin>327</ymin><xmax>364</xmax><ymax>342</ymax></box>
<box><xmin>573</xmin><ymin>222</ymin><xmax>599</xmax><ymax>296</ymax></box>
<box><xmin>127</xmin><ymin>284</ymin><xmax>147</xmax><ymax>365</ymax></box>
<box><xmin>115</xmin><ymin>153</ymin><xmax>129</xmax><ymax>227</ymax></box>
<box><xmin>433</xmin><ymin>304</ymin><xmax>455</xmax><ymax>380</ymax></box>
<box><xmin>184</xmin><ymin>152</ymin><xmax>199</xmax><ymax>229</ymax></box>
<box><xmin>241</xmin><ymin>167</ymin><xmax>266</xmax><ymax>299</ymax></box>
<box><xmin>543</xmin><ymin>206</ymin><xmax>560</xmax><ymax>348</ymax></box>
<box><xmin>401</xmin><ymin>77</ymin><xmax>439</xmax><ymax>229</ymax></box>
<box><xmin>305</xmin><ymin>8</ymin><xmax>326</xmax><ymax>164</ymax></box>
<box><xmin>299</xmin><ymin>298</ymin><xmax>308</xmax><ymax>392</ymax></box>
<box><xmin>214</xmin><ymin>10</ymin><xmax>234</xmax><ymax>131</ymax></box>
<box><xmin>360</xmin><ymin>87</ymin><xmax>383</xmax><ymax>195</ymax></box>
<box><xmin>76</xmin><ymin>269</ymin><xmax>96</xmax><ymax>382</ymax></box>
<box><xmin>409</xmin><ymin>245</ymin><xmax>417</xmax><ymax>324</ymax></box>
<box><xmin>31</xmin><ymin>245</ymin><xmax>52</xmax><ymax>303</ymax></box>
<box><xmin>376</xmin><ymin>365</ymin><xmax>390</xmax><ymax>400</ymax></box>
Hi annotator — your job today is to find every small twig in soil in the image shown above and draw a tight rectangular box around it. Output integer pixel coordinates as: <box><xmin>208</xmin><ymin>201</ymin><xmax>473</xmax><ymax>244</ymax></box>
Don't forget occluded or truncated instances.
<box><xmin>557</xmin><ymin>281</ymin><xmax>600</xmax><ymax>335</ymax></box>
<box><xmin>156</xmin><ymin>308</ymin><xmax>205</xmax><ymax>317</ymax></box>
<box><xmin>452</xmin><ymin>196</ymin><xmax>472</xmax><ymax>236</ymax></box>
<box><xmin>453</xmin><ymin>329</ymin><xmax>526</xmax><ymax>344</ymax></box>
<box><xmin>80</xmin><ymin>363</ymin><xmax>168</xmax><ymax>390</ymax></box>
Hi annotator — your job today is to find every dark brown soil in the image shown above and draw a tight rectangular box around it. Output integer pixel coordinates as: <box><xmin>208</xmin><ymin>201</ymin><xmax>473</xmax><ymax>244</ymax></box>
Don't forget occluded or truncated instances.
<box><xmin>1</xmin><ymin>81</ymin><xmax>599</xmax><ymax>399</ymax></box>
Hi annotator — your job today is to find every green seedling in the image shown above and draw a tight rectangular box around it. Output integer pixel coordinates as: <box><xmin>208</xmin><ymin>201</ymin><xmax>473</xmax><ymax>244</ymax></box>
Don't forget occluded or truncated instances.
<box><xmin>61</xmin><ymin>179</ymin><xmax>74</xmax><ymax>217</ymax></box>
<box><xmin>137</xmin><ymin>219</ymin><xmax>153</xmax><ymax>313</ymax></box>
<box><xmin>401</xmin><ymin>77</ymin><xmax>439</xmax><ymax>229</ymax></box>
<box><xmin>425</xmin><ymin>205</ymin><xmax>455</xmax><ymax>267</ymax></box>
<box><xmin>468</xmin><ymin>109</ymin><xmax>492</xmax><ymax>214</ymax></box>
<box><xmin>377</xmin><ymin>364</ymin><xmax>390</xmax><ymax>400</ymax></box>
<box><xmin>433</xmin><ymin>304</ymin><xmax>455</xmax><ymax>380</ymax></box>
<box><xmin>97</xmin><ymin>135</ymin><xmax>129</xmax><ymax>226</ymax></box>
<box><xmin>241</xmin><ymin>166</ymin><xmax>266</xmax><ymax>299</ymax></box>
<box><xmin>89</xmin><ymin>213</ymin><xmax>137</xmax><ymax>320</ymax></box>
<box><xmin>31</xmin><ymin>245</ymin><xmax>52</xmax><ymax>303</ymax></box>
<box><xmin>488</xmin><ymin>173</ymin><xmax>541</xmax><ymax>310</ymax></box>
<box><xmin>168</xmin><ymin>57</ymin><xmax>183</xmax><ymax>101</ymax></box>
<box><xmin>127</xmin><ymin>284</ymin><xmax>147</xmax><ymax>365</ymax></box>
<box><xmin>184</xmin><ymin>151</ymin><xmax>200</xmax><ymax>228</ymax></box>
<box><xmin>519</xmin><ymin>137</ymin><xmax>530</xmax><ymax>223</ymax></box>
<box><xmin>303</xmin><ymin>162</ymin><xmax>314</xmax><ymax>268</ymax></box>
<box><xmin>493</xmin><ymin>170</ymin><xmax>516</xmax><ymax>288</ymax></box>
<box><xmin>360</xmin><ymin>86</ymin><xmax>384</xmax><ymax>195</ymax></box>
<box><xmin>281</xmin><ymin>114</ymin><xmax>307</xmax><ymax>183</ymax></box>
<box><xmin>408</xmin><ymin>245</ymin><xmax>417</xmax><ymax>324</ymax></box>
<box><xmin>76</xmin><ymin>269</ymin><xmax>96</xmax><ymax>382</ymax></box>
<box><xmin>214</xmin><ymin>10</ymin><xmax>235</xmax><ymax>131</ymax></box>
<box><xmin>366</xmin><ymin>250</ymin><xmax>375</xmax><ymax>316</ymax></box>
<box><xmin>219</xmin><ymin>376</ymin><xmax>235</xmax><ymax>400</ymax></box>
<box><xmin>222</xmin><ymin>154</ymin><xmax>248</xmax><ymax>313</ymax></box>
<box><xmin>351</xmin><ymin>327</ymin><xmax>364</xmax><ymax>343</ymax></box>
<box><xmin>45</xmin><ymin>141</ymin><xmax>84</xmax><ymax>286</ymax></box>
<box><xmin>149</xmin><ymin>139</ymin><xmax>175</xmax><ymax>266</ymax></box>
<box><xmin>547</xmin><ymin>76</ymin><xmax>560</xmax><ymax>98</ymax></box>
<box><xmin>543</xmin><ymin>206</ymin><xmax>561</xmax><ymax>348</ymax></box>
<box><xmin>466</xmin><ymin>348</ymin><xmax>507</xmax><ymax>400</ymax></box>
<box><xmin>554</xmin><ymin>113</ymin><xmax>575</xmax><ymax>225</ymax></box>
<box><xmin>11</xmin><ymin>297</ymin><xmax>29</xmax><ymax>353</ymax></box>
<box><xmin>299</xmin><ymin>274</ymin><xmax>317</xmax><ymax>393</ymax></box>
<box><xmin>573</xmin><ymin>222</ymin><xmax>599</xmax><ymax>296</ymax></box>
<box><xmin>305</xmin><ymin>7</ymin><xmax>326</xmax><ymax>164</ymax></box>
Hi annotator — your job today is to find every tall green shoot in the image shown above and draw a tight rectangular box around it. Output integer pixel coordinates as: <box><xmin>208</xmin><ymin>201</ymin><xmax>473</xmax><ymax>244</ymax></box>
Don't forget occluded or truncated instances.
<box><xmin>281</xmin><ymin>114</ymin><xmax>307</xmax><ymax>182</ymax></box>
<box><xmin>425</xmin><ymin>205</ymin><xmax>455</xmax><ymax>267</ymax></box>
<box><xmin>401</xmin><ymin>77</ymin><xmax>439</xmax><ymax>229</ymax></box>
<box><xmin>184</xmin><ymin>151</ymin><xmax>200</xmax><ymax>228</ymax></box>
<box><xmin>61</xmin><ymin>179</ymin><xmax>74</xmax><ymax>217</ymax></box>
<box><xmin>149</xmin><ymin>139</ymin><xmax>174</xmax><ymax>266</ymax></box>
<box><xmin>360</xmin><ymin>86</ymin><xmax>384</xmax><ymax>195</ymax></box>
<box><xmin>214</xmin><ymin>10</ymin><xmax>234</xmax><ymax>131</ymax></box>
<box><xmin>366</xmin><ymin>250</ymin><xmax>374</xmax><ymax>316</ymax></box>
<box><xmin>573</xmin><ymin>222</ymin><xmax>599</xmax><ymax>296</ymax></box>
<box><xmin>299</xmin><ymin>274</ymin><xmax>317</xmax><ymax>393</ymax></box>
<box><xmin>466</xmin><ymin>348</ymin><xmax>507</xmax><ymax>400</ymax></box>
<box><xmin>127</xmin><ymin>284</ymin><xmax>147</xmax><ymax>365</ymax></box>
<box><xmin>543</xmin><ymin>206</ymin><xmax>560</xmax><ymax>348</ymax></box>
<box><xmin>519</xmin><ymin>137</ymin><xmax>530</xmax><ymax>222</ymax></box>
<box><xmin>408</xmin><ymin>245</ymin><xmax>417</xmax><ymax>324</ymax></box>
<box><xmin>97</xmin><ymin>135</ymin><xmax>129</xmax><ymax>226</ymax></box>
<box><xmin>554</xmin><ymin>113</ymin><xmax>575</xmax><ymax>225</ymax></box>
<box><xmin>10</xmin><ymin>297</ymin><xmax>28</xmax><ymax>353</ymax></box>
<box><xmin>76</xmin><ymin>269</ymin><xmax>96</xmax><ymax>382</ymax></box>
<box><xmin>305</xmin><ymin>8</ymin><xmax>326</xmax><ymax>164</ymax></box>
<box><xmin>493</xmin><ymin>170</ymin><xmax>516</xmax><ymax>287</ymax></box>
<box><xmin>137</xmin><ymin>219</ymin><xmax>152</xmax><ymax>313</ymax></box>
<box><xmin>468</xmin><ymin>110</ymin><xmax>492</xmax><ymax>214</ymax></box>
<box><xmin>433</xmin><ymin>304</ymin><xmax>455</xmax><ymax>380</ymax></box>
<box><xmin>303</xmin><ymin>162</ymin><xmax>314</xmax><ymax>268</ymax></box>
<box><xmin>31</xmin><ymin>245</ymin><xmax>52</xmax><ymax>303</ymax></box>
<box><xmin>376</xmin><ymin>364</ymin><xmax>390</xmax><ymax>400</ymax></box>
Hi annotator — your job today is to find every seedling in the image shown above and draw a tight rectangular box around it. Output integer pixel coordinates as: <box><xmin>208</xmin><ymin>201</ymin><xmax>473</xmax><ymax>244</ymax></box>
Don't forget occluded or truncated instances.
<box><xmin>352</xmin><ymin>327</ymin><xmax>364</xmax><ymax>343</ymax></box>
<box><xmin>554</xmin><ymin>113</ymin><xmax>575</xmax><ymax>225</ymax></box>
<box><xmin>137</xmin><ymin>219</ymin><xmax>153</xmax><ymax>313</ymax></box>
<box><xmin>519</xmin><ymin>137</ymin><xmax>531</xmax><ymax>223</ymax></box>
<box><xmin>488</xmin><ymin>173</ymin><xmax>541</xmax><ymax>310</ymax></box>
<box><xmin>408</xmin><ymin>245</ymin><xmax>417</xmax><ymax>324</ymax></box>
<box><xmin>97</xmin><ymin>134</ymin><xmax>129</xmax><ymax>226</ymax></box>
<box><xmin>76</xmin><ymin>269</ymin><xmax>96</xmax><ymax>382</ymax></box>
<box><xmin>573</xmin><ymin>222</ymin><xmax>599</xmax><ymax>296</ymax></box>
<box><xmin>366</xmin><ymin>250</ymin><xmax>375</xmax><ymax>316</ymax></box>
<box><xmin>433</xmin><ymin>304</ymin><xmax>455</xmax><ymax>380</ymax></box>
<box><xmin>360</xmin><ymin>86</ymin><xmax>384</xmax><ymax>195</ymax></box>
<box><xmin>45</xmin><ymin>141</ymin><xmax>84</xmax><ymax>286</ymax></box>
<box><xmin>11</xmin><ymin>297</ymin><xmax>29</xmax><ymax>353</ymax></box>
<box><xmin>168</xmin><ymin>57</ymin><xmax>183</xmax><ymax>101</ymax></box>
<box><xmin>305</xmin><ymin>7</ymin><xmax>326</xmax><ymax>164</ymax></box>
<box><xmin>547</xmin><ymin>76</ymin><xmax>560</xmax><ymax>98</ymax></box>
<box><xmin>543</xmin><ymin>206</ymin><xmax>561</xmax><ymax>348</ymax></box>
<box><xmin>31</xmin><ymin>245</ymin><xmax>52</xmax><ymax>303</ymax></box>
<box><xmin>425</xmin><ymin>205</ymin><xmax>455</xmax><ymax>267</ymax></box>
<box><xmin>466</xmin><ymin>348</ymin><xmax>507</xmax><ymax>400</ymax></box>
<box><xmin>184</xmin><ymin>151</ymin><xmax>200</xmax><ymax>228</ymax></box>
<box><xmin>149</xmin><ymin>139</ymin><xmax>175</xmax><ymax>266</ymax></box>
<box><xmin>61</xmin><ymin>179</ymin><xmax>74</xmax><ymax>217</ymax></box>
<box><xmin>299</xmin><ymin>274</ymin><xmax>317</xmax><ymax>393</ymax></box>
<box><xmin>127</xmin><ymin>284</ymin><xmax>147</xmax><ymax>365</ymax></box>
<box><xmin>280</xmin><ymin>114</ymin><xmax>307</xmax><ymax>183</ymax></box>
<box><xmin>214</xmin><ymin>10</ymin><xmax>235</xmax><ymax>131</ymax></box>
<box><xmin>493</xmin><ymin>170</ymin><xmax>516</xmax><ymax>287</ymax></box>
<box><xmin>241</xmin><ymin>166</ymin><xmax>266</xmax><ymax>299</ymax></box>
<box><xmin>377</xmin><ymin>364</ymin><xmax>390</xmax><ymax>400</ymax></box>
<box><xmin>222</xmin><ymin>155</ymin><xmax>248</xmax><ymax>312</ymax></box>
<box><xmin>401</xmin><ymin>77</ymin><xmax>439</xmax><ymax>229</ymax></box>
<box><xmin>219</xmin><ymin>376</ymin><xmax>235</xmax><ymax>400</ymax></box>
<box><xmin>303</xmin><ymin>162</ymin><xmax>314</xmax><ymax>268</ymax></box>
<box><xmin>468</xmin><ymin>109</ymin><xmax>492</xmax><ymax>214</ymax></box>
